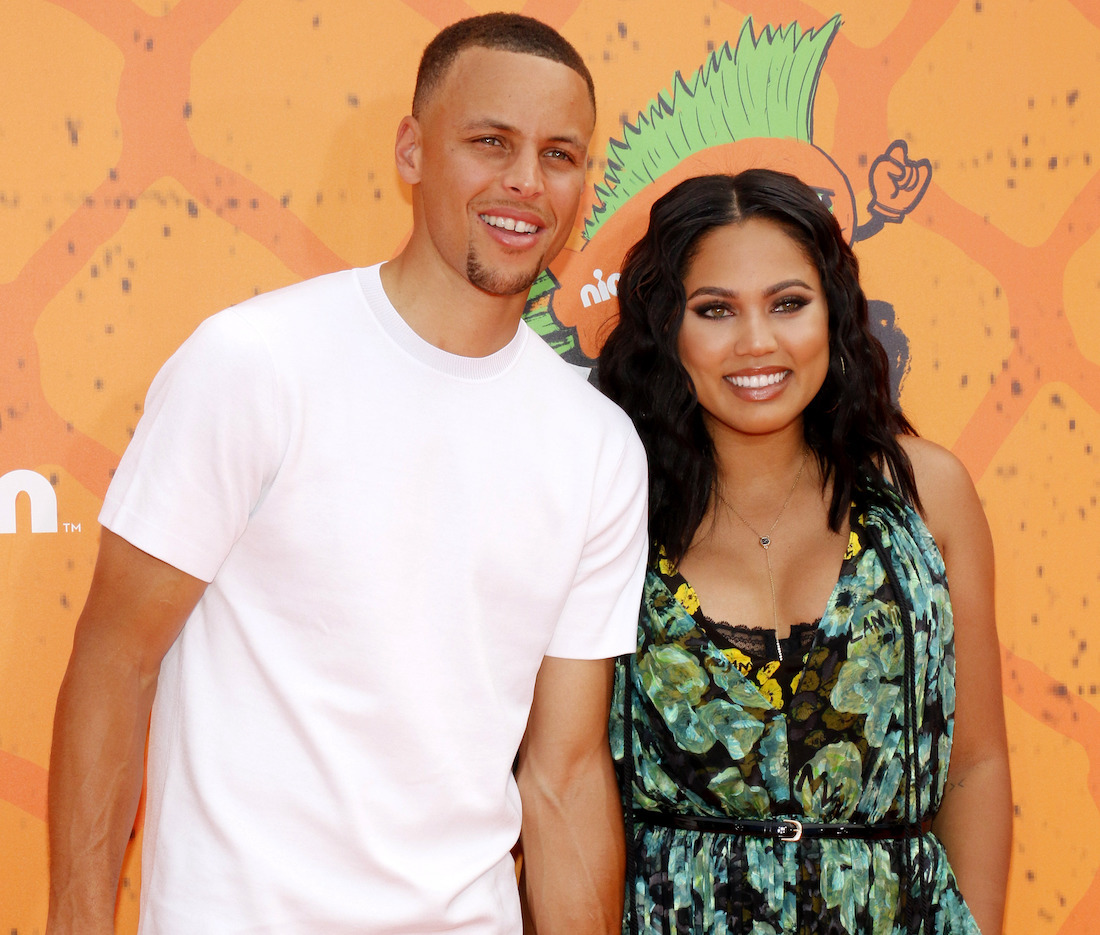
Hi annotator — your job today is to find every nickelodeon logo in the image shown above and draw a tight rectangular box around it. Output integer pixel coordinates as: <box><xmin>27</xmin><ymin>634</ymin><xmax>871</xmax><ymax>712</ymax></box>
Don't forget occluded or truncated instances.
<box><xmin>0</xmin><ymin>469</ymin><xmax>61</xmax><ymax>534</ymax></box>
<box><xmin>579</xmin><ymin>268</ymin><xmax>620</xmax><ymax>308</ymax></box>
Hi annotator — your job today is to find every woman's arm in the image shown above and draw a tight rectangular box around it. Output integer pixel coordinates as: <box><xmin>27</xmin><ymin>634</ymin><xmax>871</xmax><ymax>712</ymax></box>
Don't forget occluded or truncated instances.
<box><xmin>902</xmin><ymin>436</ymin><xmax>1012</xmax><ymax>935</ymax></box>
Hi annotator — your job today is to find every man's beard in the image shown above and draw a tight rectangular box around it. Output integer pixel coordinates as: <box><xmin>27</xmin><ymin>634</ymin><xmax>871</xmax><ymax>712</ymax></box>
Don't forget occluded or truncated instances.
<box><xmin>466</xmin><ymin>249</ymin><xmax>541</xmax><ymax>297</ymax></box>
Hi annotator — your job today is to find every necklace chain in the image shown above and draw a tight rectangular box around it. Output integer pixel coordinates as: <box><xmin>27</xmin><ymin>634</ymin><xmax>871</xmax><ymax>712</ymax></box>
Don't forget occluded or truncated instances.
<box><xmin>715</xmin><ymin>449</ymin><xmax>809</xmax><ymax>662</ymax></box>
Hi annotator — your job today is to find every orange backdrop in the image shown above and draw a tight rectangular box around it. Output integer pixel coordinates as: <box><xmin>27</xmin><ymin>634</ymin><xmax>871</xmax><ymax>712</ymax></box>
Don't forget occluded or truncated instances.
<box><xmin>2</xmin><ymin>1</ymin><xmax>1098</xmax><ymax>932</ymax></box>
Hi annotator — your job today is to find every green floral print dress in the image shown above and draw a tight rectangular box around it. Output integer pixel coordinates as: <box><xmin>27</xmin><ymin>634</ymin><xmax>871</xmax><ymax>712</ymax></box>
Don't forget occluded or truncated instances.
<box><xmin>611</xmin><ymin>488</ymin><xmax>981</xmax><ymax>935</ymax></box>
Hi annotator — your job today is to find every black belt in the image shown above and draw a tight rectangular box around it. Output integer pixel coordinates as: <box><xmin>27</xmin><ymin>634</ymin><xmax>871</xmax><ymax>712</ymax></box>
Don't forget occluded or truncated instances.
<box><xmin>637</xmin><ymin>810</ymin><xmax>933</xmax><ymax>842</ymax></box>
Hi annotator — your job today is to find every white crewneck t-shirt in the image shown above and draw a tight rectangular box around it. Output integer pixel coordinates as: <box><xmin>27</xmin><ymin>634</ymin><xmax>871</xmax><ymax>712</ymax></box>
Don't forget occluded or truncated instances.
<box><xmin>100</xmin><ymin>265</ymin><xmax>648</xmax><ymax>934</ymax></box>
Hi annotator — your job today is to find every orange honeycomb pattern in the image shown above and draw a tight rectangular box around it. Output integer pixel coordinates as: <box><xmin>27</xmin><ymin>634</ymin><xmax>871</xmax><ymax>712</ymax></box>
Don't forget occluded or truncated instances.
<box><xmin>1</xmin><ymin>2</ymin><xmax>1097</xmax><ymax>932</ymax></box>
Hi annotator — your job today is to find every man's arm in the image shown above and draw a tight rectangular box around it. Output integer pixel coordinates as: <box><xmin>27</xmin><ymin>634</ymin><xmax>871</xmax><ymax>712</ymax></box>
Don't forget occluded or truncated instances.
<box><xmin>515</xmin><ymin>655</ymin><xmax>624</xmax><ymax>935</ymax></box>
<box><xmin>47</xmin><ymin>529</ymin><xmax>207</xmax><ymax>935</ymax></box>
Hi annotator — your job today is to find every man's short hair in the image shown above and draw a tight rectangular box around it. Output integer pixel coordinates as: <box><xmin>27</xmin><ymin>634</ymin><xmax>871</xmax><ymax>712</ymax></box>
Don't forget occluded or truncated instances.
<box><xmin>412</xmin><ymin>13</ymin><xmax>595</xmax><ymax>117</ymax></box>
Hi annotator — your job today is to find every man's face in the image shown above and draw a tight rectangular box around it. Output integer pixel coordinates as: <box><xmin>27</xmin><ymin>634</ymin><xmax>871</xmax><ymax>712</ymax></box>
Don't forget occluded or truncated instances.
<box><xmin>406</xmin><ymin>47</ymin><xmax>595</xmax><ymax>297</ymax></box>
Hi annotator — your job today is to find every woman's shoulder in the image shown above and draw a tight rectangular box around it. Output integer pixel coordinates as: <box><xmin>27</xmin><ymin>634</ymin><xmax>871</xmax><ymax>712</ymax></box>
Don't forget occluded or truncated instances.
<box><xmin>897</xmin><ymin>434</ymin><xmax>974</xmax><ymax>492</ymax></box>
<box><xmin>897</xmin><ymin>434</ymin><xmax>970</xmax><ymax>482</ymax></box>
<box><xmin>895</xmin><ymin>434</ymin><xmax>985</xmax><ymax>553</ymax></box>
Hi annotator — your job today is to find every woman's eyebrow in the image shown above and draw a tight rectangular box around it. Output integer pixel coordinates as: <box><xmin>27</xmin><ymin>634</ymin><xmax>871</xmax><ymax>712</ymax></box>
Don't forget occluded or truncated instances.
<box><xmin>685</xmin><ymin>279</ymin><xmax>814</xmax><ymax>301</ymax></box>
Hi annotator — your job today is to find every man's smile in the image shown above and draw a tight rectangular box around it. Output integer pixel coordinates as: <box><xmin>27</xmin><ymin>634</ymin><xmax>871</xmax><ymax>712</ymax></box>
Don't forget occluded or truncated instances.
<box><xmin>479</xmin><ymin>213</ymin><xmax>542</xmax><ymax>234</ymax></box>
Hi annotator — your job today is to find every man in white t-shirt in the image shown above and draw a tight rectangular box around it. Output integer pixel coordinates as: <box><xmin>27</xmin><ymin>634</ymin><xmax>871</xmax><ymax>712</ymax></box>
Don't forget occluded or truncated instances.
<box><xmin>47</xmin><ymin>14</ymin><xmax>647</xmax><ymax>935</ymax></box>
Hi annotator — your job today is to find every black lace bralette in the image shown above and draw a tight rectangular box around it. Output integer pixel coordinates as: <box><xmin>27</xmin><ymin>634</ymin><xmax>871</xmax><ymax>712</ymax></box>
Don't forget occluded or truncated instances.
<box><xmin>702</xmin><ymin>616</ymin><xmax>820</xmax><ymax>663</ymax></box>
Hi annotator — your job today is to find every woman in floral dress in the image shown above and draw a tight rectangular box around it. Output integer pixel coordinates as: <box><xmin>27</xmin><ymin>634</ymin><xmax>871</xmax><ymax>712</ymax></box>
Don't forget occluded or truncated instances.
<box><xmin>598</xmin><ymin>171</ymin><xmax>1011</xmax><ymax>934</ymax></box>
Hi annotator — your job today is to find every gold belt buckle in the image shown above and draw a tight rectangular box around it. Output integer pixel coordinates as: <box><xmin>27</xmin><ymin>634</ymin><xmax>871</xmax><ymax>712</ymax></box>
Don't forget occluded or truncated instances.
<box><xmin>779</xmin><ymin>818</ymin><xmax>804</xmax><ymax>842</ymax></box>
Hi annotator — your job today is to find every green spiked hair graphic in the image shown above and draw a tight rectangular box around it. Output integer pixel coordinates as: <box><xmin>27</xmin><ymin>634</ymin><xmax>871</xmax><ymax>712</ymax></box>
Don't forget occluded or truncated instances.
<box><xmin>585</xmin><ymin>15</ymin><xmax>841</xmax><ymax>241</ymax></box>
<box><xmin>531</xmin><ymin>14</ymin><xmax>931</xmax><ymax>362</ymax></box>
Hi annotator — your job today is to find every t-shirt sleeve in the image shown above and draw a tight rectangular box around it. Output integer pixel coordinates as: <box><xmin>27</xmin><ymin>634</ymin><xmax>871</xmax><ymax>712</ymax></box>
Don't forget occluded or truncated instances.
<box><xmin>544</xmin><ymin>422</ymin><xmax>648</xmax><ymax>660</ymax></box>
<box><xmin>99</xmin><ymin>309</ymin><xmax>284</xmax><ymax>582</ymax></box>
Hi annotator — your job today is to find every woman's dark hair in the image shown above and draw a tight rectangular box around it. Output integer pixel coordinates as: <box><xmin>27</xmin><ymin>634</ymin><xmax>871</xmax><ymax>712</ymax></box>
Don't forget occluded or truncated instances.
<box><xmin>598</xmin><ymin>169</ymin><xmax>919</xmax><ymax>563</ymax></box>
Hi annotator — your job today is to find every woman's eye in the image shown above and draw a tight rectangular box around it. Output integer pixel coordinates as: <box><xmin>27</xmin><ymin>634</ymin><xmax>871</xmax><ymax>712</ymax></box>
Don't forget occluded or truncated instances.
<box><xmin>696</xmin><ymin>305</ymin><xmax>731</xmax><ymax>319</ymax></box>
<box><xmin>774</xmin><ymin>296</ymin><xmax>808</xmax><ymax>314</ymax></box>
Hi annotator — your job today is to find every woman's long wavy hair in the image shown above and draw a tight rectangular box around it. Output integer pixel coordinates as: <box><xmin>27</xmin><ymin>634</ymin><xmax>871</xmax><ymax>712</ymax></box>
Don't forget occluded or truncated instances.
<box><xmin>598</xmin><ymin>169</ymin><xmax>919</xmax><ymax>563</ymax></box>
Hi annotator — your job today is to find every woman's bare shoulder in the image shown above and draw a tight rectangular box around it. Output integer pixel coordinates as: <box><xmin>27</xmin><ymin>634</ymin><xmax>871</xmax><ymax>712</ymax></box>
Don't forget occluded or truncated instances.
<box><xmin>896</xmin><ymin>434</ymin><xmax>987</xmax><ymax>552</ymax></box>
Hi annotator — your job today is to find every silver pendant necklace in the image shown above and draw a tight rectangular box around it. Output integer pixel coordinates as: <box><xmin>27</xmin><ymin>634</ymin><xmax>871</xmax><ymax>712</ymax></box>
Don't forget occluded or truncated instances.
<box><xmin>716</xmin><ymin>449</ymin><xmax>809</xmax><ymax>662</ymax></box>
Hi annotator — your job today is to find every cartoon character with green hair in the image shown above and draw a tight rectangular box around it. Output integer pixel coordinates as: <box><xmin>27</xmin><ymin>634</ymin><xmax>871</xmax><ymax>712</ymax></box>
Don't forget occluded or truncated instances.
<box><xmin>524</xmin><ymin>15</ymin><xmax>930</xmax><ymax>370</ymax></box>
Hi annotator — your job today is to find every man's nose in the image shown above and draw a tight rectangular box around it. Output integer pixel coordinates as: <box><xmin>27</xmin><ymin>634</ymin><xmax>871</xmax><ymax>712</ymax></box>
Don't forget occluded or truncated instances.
<box><xmin>503</xmin><ymin>147</ymin><xmax>543</xmax><ymax>197</ymax></box>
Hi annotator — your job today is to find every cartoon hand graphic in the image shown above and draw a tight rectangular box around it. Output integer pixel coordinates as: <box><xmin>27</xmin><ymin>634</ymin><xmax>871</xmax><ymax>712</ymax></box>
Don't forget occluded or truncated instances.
<box><xmin>868</xmin><ymin>140</ymin><xmax>932</xmax><ymax>222</ymax></box>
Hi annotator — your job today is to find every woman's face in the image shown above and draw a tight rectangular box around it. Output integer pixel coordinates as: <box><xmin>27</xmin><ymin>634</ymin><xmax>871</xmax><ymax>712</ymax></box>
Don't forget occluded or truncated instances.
<box><xmin>676</xmin><ymin>217</ymin><xmax>830</xmax><ymax>444</ymax></box>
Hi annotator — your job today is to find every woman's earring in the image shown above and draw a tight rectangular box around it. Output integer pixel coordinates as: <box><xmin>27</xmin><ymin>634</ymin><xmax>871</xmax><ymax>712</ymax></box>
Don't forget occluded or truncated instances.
<box><xmin>839</xmin><ymin>355</ymin><xmax>847</xmax><ymax>376</ymax></box>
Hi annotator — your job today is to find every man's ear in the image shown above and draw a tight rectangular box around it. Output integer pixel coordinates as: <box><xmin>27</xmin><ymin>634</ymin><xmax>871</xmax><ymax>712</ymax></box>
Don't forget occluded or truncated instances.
<box><xmin>395</xmin><ymin>116</ymin><xmax>422</xmax><ymax>185</ymax></box>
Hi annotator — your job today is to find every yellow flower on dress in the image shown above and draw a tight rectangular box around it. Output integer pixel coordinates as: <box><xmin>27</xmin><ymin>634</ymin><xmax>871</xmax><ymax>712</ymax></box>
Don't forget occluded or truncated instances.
<box><xmin>674</xmin><ymin>582</ymin><xmax>700</xmax><ymax>615</ymax></box>
<box><xmin>844</xmin><ymin>528</ymin><xmax>862</xmax><ymax>561</ymax></box>
<box><xmin>721</xmin><ymin>647</ymin><xmax>753</xmax><ymax>676</ymax></box>
<box><xmin>791</xmin><ymin>670</ymin><xmax>803</xmax><ymax>694</ymax></box>
<box><xmin>658</xmin><ymin>555</ymin><xmax>678</xmax><ymax>577</ymax></box>
<box><xmin>757</xmin><ymin>661</ymin><xmax>783</xmax><ymax>707</ymax></box>
<box><xmin>758</xmin><ymin>677</ymin><xmax>783</xmax><ymax>708</ymax></box>
<box><xmin>758</xmin><ymin>661</ymin><xmax>781</xmax><ymax>681</ymax></box>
